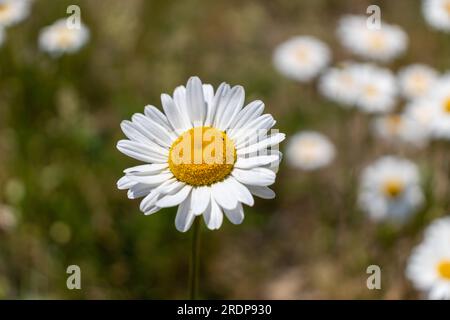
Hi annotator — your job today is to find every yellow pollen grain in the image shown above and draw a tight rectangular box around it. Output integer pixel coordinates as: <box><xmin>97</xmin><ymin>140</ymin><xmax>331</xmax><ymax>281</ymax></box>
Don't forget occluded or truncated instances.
<box><xmin>437</xmin><ymin>260</ymin><xmax>450</xmax><ymax>280</ymax></box>
<box><xmin>383</xmin><ymin>179</ymin><xmax>404</xmax><ymax>198</ymax></box>
<box><xmin>168</xmin><ymin>127</ymin><xmax>236</xmax><ymax>186</ymax></box>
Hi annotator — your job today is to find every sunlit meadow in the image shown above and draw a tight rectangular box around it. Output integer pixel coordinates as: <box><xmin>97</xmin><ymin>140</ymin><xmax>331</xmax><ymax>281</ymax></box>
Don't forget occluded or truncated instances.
<box><xmin>0</xmin><ymin>0</ymin><xmax>449</xmax><ymax>299</ymax></box>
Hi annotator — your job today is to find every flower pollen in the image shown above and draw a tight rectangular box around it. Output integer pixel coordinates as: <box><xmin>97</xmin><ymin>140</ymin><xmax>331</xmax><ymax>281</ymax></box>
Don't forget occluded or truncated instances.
<box><xmin>437</xmin><ymin>260</ymin><xmax>450</xmax><ymax>280</ymax></box>
<box><xmin>383</xmin><ymin>179</ymin><xmax>404</xmax><ymax>198</ymax></box>
<box><xmin>168</xmin><ymin>127</ymin><xmax>236</xmax><ymax>186</ymax></box>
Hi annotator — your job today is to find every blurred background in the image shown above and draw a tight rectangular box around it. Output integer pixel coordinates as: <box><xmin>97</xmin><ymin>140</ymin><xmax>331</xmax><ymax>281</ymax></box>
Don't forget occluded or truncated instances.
<box><xmin>0</xmin><ymin>0</ymin><xmax>448</xmax><ymax>299</ymax></box>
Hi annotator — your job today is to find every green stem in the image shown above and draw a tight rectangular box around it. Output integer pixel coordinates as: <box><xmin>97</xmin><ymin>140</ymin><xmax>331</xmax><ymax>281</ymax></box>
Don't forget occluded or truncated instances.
<box><xmin>189</xmin><ymin>217</ymin><xmax>201</xmax><ymax>300</ymax></box>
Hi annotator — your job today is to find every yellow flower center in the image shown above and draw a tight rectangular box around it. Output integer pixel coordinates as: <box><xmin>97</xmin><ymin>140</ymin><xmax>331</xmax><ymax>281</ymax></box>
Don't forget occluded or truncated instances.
<box><xmin>369</xmin><ymin>33</ymin><xmax>386</xmax><ymax>51</ymax></box>
<box><xmin>364</xmin><ymin>85</ymin><xmax>378</xmax><ymax>98</ymax></box>
<box><xmin>443</xmin><ymin>97</ymin><xmax>450</xmax><ymax>114</ymax></box>
<box><xmin>57</xmin><ymin>28</ymin><xmax>76</xmax><ymax>48</ymax></box>
<box><xmin>383</xmin><ymin>179</ymin><xmax>404</xmax><ymax>198</ymax></box>
<box><xmin>411</xmin><ymin>74</ymin><xmax>427</xmax><ymax>92</ymax></box>
<box><xmin>168</xmin><ymin>127</ymin><xmax>236</xmax><ymax>186</ymax></box>
<box><xmin>437</xmin><ymin>260</ymin><xmax>450</xmax><ymax>280</ymax></box>
<box><xmin>0</xmin><ymin>4</ymin><xmax>9</xmax><ymax>15</ymax></box>
<box><xmin>295</xmin><ymin>47</ymin><xmax>309</xmax><ymax>63</ymax></box>
<box><xmin>444</xmin><ymin>1</ymin><xmax>450</xmax><ymax>16</ymax></box>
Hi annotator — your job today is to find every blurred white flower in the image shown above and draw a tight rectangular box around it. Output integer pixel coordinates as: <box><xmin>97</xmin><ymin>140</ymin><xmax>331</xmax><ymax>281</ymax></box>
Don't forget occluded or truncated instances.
<box><xmin>358</xmin><ymin>156</ymin><xmax>423</xmax><ymax>223</ymax></box>
<box><xmin>318</xmin><ymin>63</ymin><xmax>360</xmax><ymax>108</ymax></box>
<box><xmin>273</xmin><ymin>36</ymin><xmax>331</xmax><ymax>82</ymax></box>
<box><xmin>423</xmin><ymin>0</ymin><xmax>450</xmax><ymax>32</ymax></box>
<box><xmin>0</xmin><ymin>205</ymin><xmax>17</xmax><ymax>232</ymax></box>
<box><xmin>398</xmin><ymin>64</ymin><xmax>438</xmax><ymax>100</ymax></box>
<box><xmin>351</xmin><ymin>63</ymin><xmax>398</xmax><ymax>113</ymax></box>
<box><xmin>407</xmin><ymin>216</ymin><xmax>450</xmax><ymax>299</ymax></box>
<box><xmin>372</xmin><ymin>113</ymin><xmax>428</xmax><ymax>147</ymax></box>
<box><xmin>286</xmin><ymin>131</ymin><xmax>335</xmax><ymax>171</ymax></box>
<box><xmin>0</xmin><ymin>0</ymin><xmax>31</xmax><ymax>28</ymax></box>
<box><xmin>117</xmin><ymin>77</ymin><xmax>284</xmax><ymax>232</ymax></box>
<box><xmin>39</xmin><ymin>19</ymin><xmax>90</xmax><ymax>56</ymax></box>
<box><xmin>337</xmin><ymin>15</ymin><xmax>408</xmax><ymax>62</ymax></box>
<box><xmin>426</xmin><ymin>74</ymin><xmax>450</xmax><ymax>140</ymax></box>
<box><xmin>403</xmin><ymin>98</ymin><xmax>435</xmax><ymax>138</ymax></box>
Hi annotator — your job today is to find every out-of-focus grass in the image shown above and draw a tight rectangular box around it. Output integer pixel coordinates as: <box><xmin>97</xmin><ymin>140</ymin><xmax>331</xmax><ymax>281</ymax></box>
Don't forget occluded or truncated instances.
<box><xmin>0</xmin><ymin>0</ymin><xmax>448</xmax><ymax>299</ymax></box>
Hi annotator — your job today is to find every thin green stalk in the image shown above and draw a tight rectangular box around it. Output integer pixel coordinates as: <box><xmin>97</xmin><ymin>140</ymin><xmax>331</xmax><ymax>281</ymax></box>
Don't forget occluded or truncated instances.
<box><xmin>189</xmin><ymin>217</ymin><xmax>201</xmax><ymax>300</ymax></box>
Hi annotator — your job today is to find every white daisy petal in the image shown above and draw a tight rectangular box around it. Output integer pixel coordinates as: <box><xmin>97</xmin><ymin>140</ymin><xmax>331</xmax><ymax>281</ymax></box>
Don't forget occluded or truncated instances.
<box><xmin>191</xmin><ymin>186</ymin><xmax>211</xmax><ymax>216</ymax></box>
<box><xmin>175</xmin><ymin>195</ymin><xmax>195</xmax><ymax>232</ymax></box>
<box><xmin>123</xmin><ymin>163</ymin><xmax>168</xmax><ymax>175</ymax></box>
<box><xmin>117</xmin><ymin>176</ymin><xmax>136</xmax><ymax>190</ymax></box>
<box><xmin>156</xmin><ymin>185</ymin><xmax>192</xmax><ymax>208</ymax></box>
<box><xmin>211</xmin><ymin>180</ymin><xmax>238</xmax><ymax>210</ymax></box>
<box><xmin>227</xmin><ymin>176</ymin><xmax>254</xmax><ymax>206</ymax></box>
<box><xmin>237</xmin><ymin>133</ymin><xmax>286</xmax><ymax>156</ymax></box>
<box><xmin>117</xmin><ymin>140</ymin><xmax>168</xmax><ymax>163</ymax></box>
<box><xmin>203</xmin><ymin>195</ymin><xmax>224</xmax><ymax>230</ymax></box>
<box><xmin>127</xmin><ymin>184</ymin><xmax>153</xmax><ymax>199</ymax></box>
<box><xmin>128</xmin><ymin>171</ymin><xmax>174</xmax><ymax>186</ymax></box>
<box><xmin>186</xmin><ymin>76</ymin><xmax>206</xmax><ymax>126</ymax></box>
<box><xmin>235</xmin><ymin>155</ymin><xmax>279</xmax><ymax>170</ymax></box>
<box><xmin>216</xmin><ymin>85</ymin><xmax>245</xmax><ymax>131</ymax></box>
<box><xmin>223</xmin><ymin>202</ymin><xmax>244</xmax><ymax>225</ymax></box>
<box><xmin>140</xmin><ymin>190</ymin><xmax>160</xmax><ymax>212</ymax></box>
<box><xmin>144</xmin><ymin>105</ymin><xmax>171</xmax><ymax>130</ymax></box>
<box><xmin>202</xmin><ymin>84</ymin><xmax>214</xmax><ymax>106</ymax></box>
<box><xmin>144</xmin><ymin>206</ymin><xmax>161</xmax><ymax>216</ymax></box>
<box><xmin>206</xmin><ymin>82</ymin><xmax>230</xmax><ymax>127</ymax></box>
<box><xmin>161</xmin><ymin>93</ymin><xmax>188</xmax><ymax>133</ymax></box>
<box><xmin>247</xmin><ymin>185</ymin><xmax>276</xmax><ymax>199</ymax></box>
<box><xmin>232</xmin><ymin>114</ymin><xmax>276</xmax><ymax>143</ymax></box>
<box><xmin>132</xmin><ymin>113</ymin><xmax>177</xmax><ymax>147</ymax></box>
<box><xmin>232</xmin><ymin>168</ymin><xmax>276</xmax><ymax>187</ymax></box>
<box><xmin>229</xmin><ymin>100</ymin><xmax>265</xmax><ymax>130</ymax></box>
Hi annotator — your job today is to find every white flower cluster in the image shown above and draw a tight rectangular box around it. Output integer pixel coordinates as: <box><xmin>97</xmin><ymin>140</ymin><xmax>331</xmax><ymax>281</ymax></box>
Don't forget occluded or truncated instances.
<box><xmin>0</xmin><ymin>0</ymin><xmax>89</xmax><ymax>56</ymax></box>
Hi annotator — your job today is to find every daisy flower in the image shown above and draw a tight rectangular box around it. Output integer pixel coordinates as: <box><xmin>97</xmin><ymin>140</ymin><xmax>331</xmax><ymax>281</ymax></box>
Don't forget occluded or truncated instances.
<box><xmin>38</xmin><ymin>19</ymin><xmax>90</xmax><ymax>56</ymax></box>
<box><xmin>0</xmin><ymin>0</ymin><xmax>31</xmax><ymax>28</ymax></box>
<box><xmin>286</xmin><ymin>131</ymin><xmax>335</xmax><ymax>171</ymax></box>
<box><xmin>426</xmin><ymin>74</ymin><xmax>450</xmax><ymax>139</ymax></box>
<box><xmin>372</xmin><ymin>113</ymin><xmax>428</xmax><ymax>147</ymax></box>
<box><xmin>358</xmin><ymin>156</ymin><xmax>424</xmax><ymax>223</ymax></box>
<box><xmin>117</xmin><ymin>77</ymin><xmax>285</xmax><ymax>232</ymax></box>
<box><xmin>318</xmin><ymin>63</ymin><xmax>360</xmax><ymax>108</ymax></box>
<box><xmin>423</xmin><ymin>0</ymin><xmax>450</xmax><ymax>32</ymax></box>
<box><xmin>403</xmin><ymin>98</ymin><xmax>435</xmax><ymax>138</ymax></box>
<box><xmin>407</xmin><ymin>217</ymin><xmax>450</xmax><ymax>299</ymax></box>
<box><xmin>398</xmin><ymin>64</ymin><xmax>438</xmax><ymax>100</ymax></box>
<box><xmin>273</xmin><ymin>36</ymin><xmax>331</xmax><ymax>82</ymax></box>
<box><xmin>337</xmin><ymin>15</ymin><xmax>408</xmax><ymax>62</ymax></box>
<box><xmin>352</xmin><ymin>63</ymin><xmax>398</xmax><ymax>113</ymax></box>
